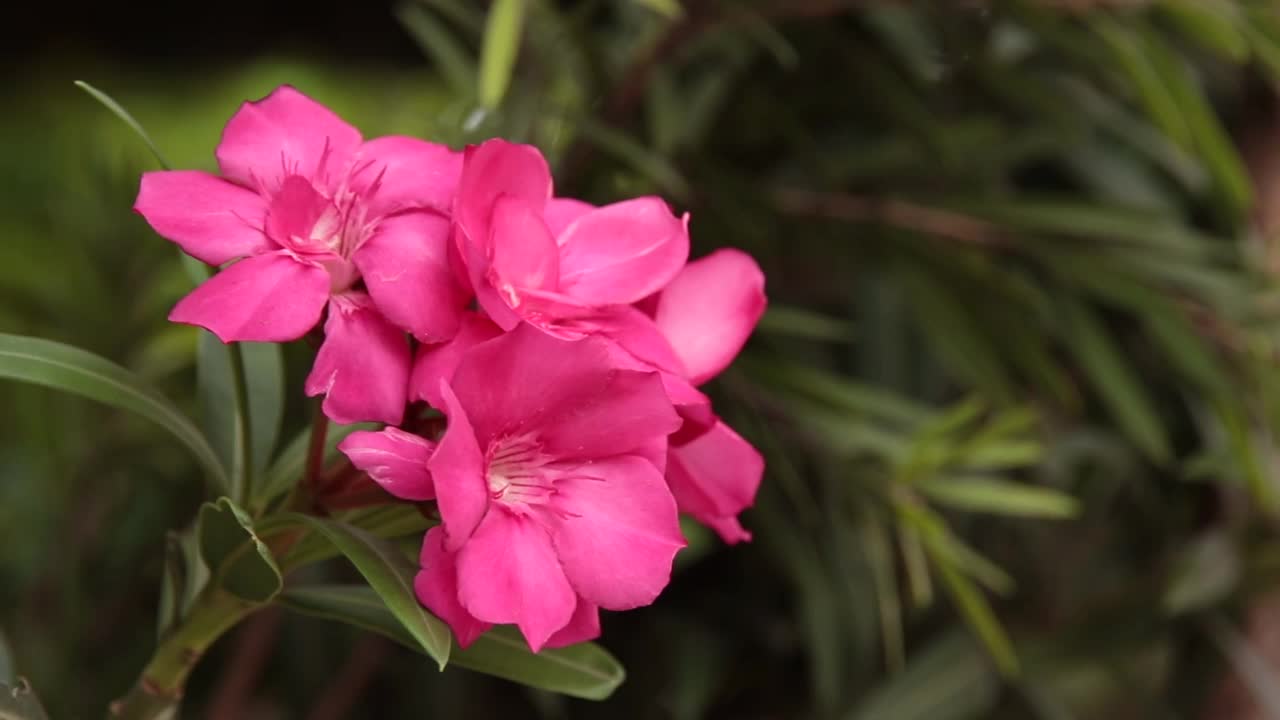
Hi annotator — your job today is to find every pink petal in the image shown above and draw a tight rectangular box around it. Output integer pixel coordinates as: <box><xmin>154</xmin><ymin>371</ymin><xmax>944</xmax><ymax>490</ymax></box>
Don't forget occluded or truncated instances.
<box><xmin>215</xmin><ymin>85</ymin><xmax>362</xmax><ymax>193</ymax></box>
<box><xmin>428</xmin><ymin>382</ymin><xmax>490</xmax><ymax>551</ymax></box>
<box><xmin>667</xmin><ymin>421</ymin><xmax>763</xmax><ymax>544</ymax></box>
<box><xmin>556</xmin><ymin>198</ymin><xmax>690</xmax><ymax>306</ymax></box>
<box><xmin>549</xmin><ymin>455</ymin><xmax>685</xmax><ymax>610</ymax></box>
<box><xmin>168</xmin><ymin>250</ymin><xmax>329</xmax><ymax>342</ymax></box>
<box><xmin>544</xmin><ymin>597</ymin><xmax>601</xmax><ymax>649</ymax></box>
<box><xmin>304</xmin><ymin>292</ymin><xmax>410</xmax><ymax>425</ymax></box>
<box><xmin>488</xmin><ymin>195</ymin><xmax>560</xmax><ymax>293</ymax></box>
<box><xmin>264</xmin><ymin>174</ymin><xmax>335</xmax><ymax>251</ymax></box>
<box><xmin>134</xmin><ymin>170</ymin><xmax>272</xmax><ymax>265</ymax></box>
<box><xmin>338</xmin><ymin>427</ymin><xmax>436</xmax><ymax>501</ymax></box>
<box><xmin>449</xmin><ymin>325</ymin><xmax>681</xmax><ymax>455</ymax></box>
<box><xmin>545</xmin><ymin>197</ymin><xmax>595</xmax><ymax>237</ymax></box>
<box><xmin>416</xmin><ymin>527</ymin><xmax>492</xmax><ymax>648</ymax></box>
<box><xmin>456</xmin><ymin>510</ymin><xmax>577</xmax><ymax>652</ymax></box>
<box><xmin>454</xmin><ymin>139</ymin><xmax>552</xmax><ymax>253</ymax></box>
<box><xmin>354</xmin><ymin>209</ymin><xmax>467</xmax><ymax>343</ymax></box>
<box><xmin>596</xmin><ymin>306</ymin><xmax>686</xmax><ymax>375</ymax></box>
<box><xmin>410</xmin><ymin>314</ymin><xmax>502</xmax><ymax>408</ymax></box>
<box><xmin>655</xmin><ymin>249</ymin><xmax>766</xmax><ymax>385</ymax></box>
<box><xmin>350</xmin><ymin>136</ymin><xmax>463</xmax><ymax>218</ymax></box>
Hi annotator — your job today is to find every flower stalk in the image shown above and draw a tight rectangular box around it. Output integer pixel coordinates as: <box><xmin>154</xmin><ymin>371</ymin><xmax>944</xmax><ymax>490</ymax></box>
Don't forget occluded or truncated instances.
<box><xmin>107</xmin><ymin>588</ymin><xmax>257</xmax><ymax>720</ymax></box>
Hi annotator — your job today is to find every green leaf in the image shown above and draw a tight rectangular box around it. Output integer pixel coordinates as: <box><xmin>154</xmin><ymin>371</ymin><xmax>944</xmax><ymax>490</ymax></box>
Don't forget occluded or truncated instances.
<box><xmin>0</xmin><ymin>333</ymin><xmax>228</xmax><ymax>491</ymax></box>
<box><xmin>197</xmin><ymin>335</ymin><xmax>284</xmax><ymax>490</ymax></box>
<box><xmin>916</xmin><ymin>478</ymin><xmax>1079</xmax><ymax>519</ymax></box>
<box><xmin>278</xmin><ymin>585</ymin><xmax>625</xmax><ymax>700</ymax></box>
<box><xmin>930</xmin><ymin>551</ymin><xmax>1019</xmax><ymax>676</ymax></box>
<box><xmin>1092</xmin><ymin>17</ymin><xmax>1193</xmax><ymax>149</ymax></box>
<box><xmin>1159</xmin><ymin>0</ymin><xmax>1249</xmax><ymax>63</ymax></box>
<box><xmin>198</xmin><ymin>498</ymin><xmax>283</xmax><ymax>604</ymax></box>
<box><xmin>0</xmin><ymin>680</ymin><xmax>50</xmax><ymax>720</ymax></box>
<box><xmin>283</xmin><ymin>515</ymin><xmax>451</xmax><ymax>668</ymax></box>
<box><xmin>0</xmin><ymin>629</ymin><xmax>12</xmax><ymax>685</ymax></box>
<box><xmin>397</xmin><ymin>3</ymin><xmax>477</xmax><ymax>97</ymax></box>
<box><xmin>73</xmin><ymin>80</ymin><xmax>171</xmax><ymax>169</ymax></box>
<box><xmin>1060</xmin><ymin>301</ymin><xmax>1171</xmax><ymax>462</ymax></box>
<box><xmin>1163</xmin><ymin>532</ymin><xmax>1240</xmax><ymax>615</ymax></box>
<box><xmin>257</xmin><ymin>421</ymin><xmax>374</xmax><ymax>508</ymax></box>
<box><xmin>846</xmin><ymin>632</ymin><xmax>998</xmax><ymax>720</ymax></box>
<box><xmin>477</xmin><ymin>0</ymin><xmax>527</xmax><ymax>109</ymax></box>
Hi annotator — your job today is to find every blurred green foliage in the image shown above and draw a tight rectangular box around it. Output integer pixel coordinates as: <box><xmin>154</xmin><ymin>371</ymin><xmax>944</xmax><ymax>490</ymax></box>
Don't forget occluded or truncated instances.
<box><xmin>9</xmin><ymin>0</ymin><xmax>1280</xmax><ymax>717</ymax></box>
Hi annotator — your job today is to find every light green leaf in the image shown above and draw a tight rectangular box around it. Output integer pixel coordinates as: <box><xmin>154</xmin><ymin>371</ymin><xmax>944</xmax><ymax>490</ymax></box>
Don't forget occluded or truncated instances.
<box><xmin>1160</xmin><ymin>0</ymin><xmax>1248</xmax><ymax>63</ymax></box>
<box><xmin>0</xmin><ymin>333</ymin><xmax>227</xmax><ymax>491</ymax></box>
<box><xmin>197</xmin><ymin>336</ymin><xmax>284</xmax><ymax>490</ymax></box>
<box><xmin>931</xmin><ymin>553</ymin><xmax>1019</xmax><ymax>676</ymax></box>
<box><xmin>283</xmin><ymin>515</ymin><xmax>451</xmax><ymax>668</ymax></box>
<box><xmin>74</xmin><ymin>80</ymin><xmax>171</xmax><ymax>169</ymax></box>
<box><xmin>917</xmin><ymin>478</ymin><xmax>1079</xmax><ymax>519</ymax></box>
<box><xmin>478</xmin><ymin>0</ymin><xmax>527</xmax><ymax>109</ymax></box>
<box><xmin>198</xmin><ymin>498</ymin><xmax>283</xmax><ymax>604</ymax></box>
<box><xmin>278</xmin><ymin>585</ymin><xmax>625</xmax><ymax>699</ymax></box>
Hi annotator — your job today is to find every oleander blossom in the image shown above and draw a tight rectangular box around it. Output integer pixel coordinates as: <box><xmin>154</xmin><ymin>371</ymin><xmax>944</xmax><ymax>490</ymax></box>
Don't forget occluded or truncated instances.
<box><xmin>341</xmin><ymin>325</ymin><xmax>686</xmax><ymax>651</ymax></box>
<box><xmin>134</xmin><ymin>85</ymin><xmax>467</xmax><ymax>424</ymax></box>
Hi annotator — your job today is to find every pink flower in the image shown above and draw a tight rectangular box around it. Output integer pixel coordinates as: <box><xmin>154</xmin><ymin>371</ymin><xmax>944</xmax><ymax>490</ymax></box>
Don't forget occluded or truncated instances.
<box><xmin>612</xmin><ymin>249</ymin><xmax>768</xmax><ymax>543</ymax></box>
<box><xmin>340</xmin><ymin>325</ymin><xmax>686</xmax><ymax>650</ymax></box>
<box><xmin>451</xmin><ymin>139</ymin><xmax>690</xmax><ymax>337</ymax></box>
<box><xmin>135</xmin><ymin>85</ymin><xmax>467</xmax><ymax>424</ymax></box>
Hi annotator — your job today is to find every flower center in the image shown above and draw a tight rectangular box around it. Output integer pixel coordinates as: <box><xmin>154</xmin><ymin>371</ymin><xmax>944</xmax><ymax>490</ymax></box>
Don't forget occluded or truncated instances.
<box><xmin>485</xmin><ymin>433</ymin><xmax>555</xmax><ymax>509</ymax></box>
<box><xmin>267</xmin><ymin>175</ymin><xmax>376</xmax><ymax>292</ymax></box>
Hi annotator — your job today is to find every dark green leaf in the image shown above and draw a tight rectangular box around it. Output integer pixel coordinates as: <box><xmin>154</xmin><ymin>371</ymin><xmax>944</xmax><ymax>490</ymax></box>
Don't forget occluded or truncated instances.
<box><xmin>257</xmin><ymin>421</ymin><xmax>374</xmax><ymax>508</ymax></box>
<box><xmin>197</xmin><ymin>335</ymin><xmax>284</xmax><ymax>490</ymax></box>
<box><xmin>283</xmin><ymin>515</ymin><xmax>451</xmax><ymax>668</ymax></box>
<box><xmin>279</xmin><ymin>585</ymin><xmax>626</xmax><ymax>699</ymax></box>
<box><xmin>0</xmin><ymin>333</ymin><xmax>227</xmax><ymax>491</ymax></box>
<box><xmin>845</xmin><ymin>632</ymin><xmax>998</xmax><ymax>720</ymax></box>
<box><xmin>198</xmin><ymin>498</ymin><xmax>283</xmax><ymax>604</ymax></box>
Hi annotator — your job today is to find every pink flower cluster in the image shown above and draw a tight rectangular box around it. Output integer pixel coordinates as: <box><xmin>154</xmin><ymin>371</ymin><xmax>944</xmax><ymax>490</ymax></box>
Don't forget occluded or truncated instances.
<box><xmin>135</xmin><ymin>86</ymin><xmax>766</xmax><ymax>651</ymax></box>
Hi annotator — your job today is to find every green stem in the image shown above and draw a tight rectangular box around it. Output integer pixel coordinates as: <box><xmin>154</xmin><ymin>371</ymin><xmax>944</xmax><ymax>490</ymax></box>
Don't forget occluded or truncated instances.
<box><xmin>227</xmin><ymin>341</ymin><xmax>254</xmax><ymax>505</ymax></box>
<box><xmin>107</xmin><ymin>589</ymin><xmax>256</xmax><ymax>720</ymax></box>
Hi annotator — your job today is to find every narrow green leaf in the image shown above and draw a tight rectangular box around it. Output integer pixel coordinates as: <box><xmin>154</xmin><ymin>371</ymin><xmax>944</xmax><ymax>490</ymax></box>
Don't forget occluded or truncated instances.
<box><xmin>863</xmin><ymin>520</ymin><xmax>905</xmax><ymax>671</ymax></box>
<box><xmin>197</xmin><ymin>335</ymin><xmax>284</xmax><ymax>487</ymax></box>
<box><xmin>846</xmin><ymin>632</ymin><xmax>998</xmax><ymax>720</ymax></box>
<box><xmin>0</xmin><ymin>629</ymin><xmax>12</xmax><ymax>684</ymax></box>
<box><xmin>917</xmin><ymin>478</ymin><xmax>1079</xmax><ymax>519</ymax></box>
<box><xmin>1159</xmin><ymin>0</ymin><xmax>1249</xmax><ymax>63</ymax></box>
<box><xmin>930</xmin><ymin>552</ymin><xmax>1019</xmax><ymax>676</ymax></box>
<box><xmin>1092</xmin><ymin>17</ymin><xmax>1193</xmax><ymax>149</ymax></box>
<box><xmin>278</xmin><ymin>585</ymin><xmax>625</xmax><ymax>699</ymax></box>
<box><xmin>570</xmin><ymin>116</ymin><xmax>691</xmax><ymax>199</ymax></box>
<box><xmin>477</xmin><ymin>0</ymin><xmax>527</xmax><ymax>109</ymax></box>
<box><xmin>1060</xmin><ymin>301</ymin><xmax>1171</xmax><ymax>462</ymax></box>
<box><xmin>757</xmin><ymin>305</ymin><xmax>852</xmax><ymax>342</ymax></box>
<box><xmin>0</xmin><ymin>333</ymin><xmax>228</xmax><ymax>491</ymax></box>
<box><xmin>283</xmin><ymin>515</ymin><xmax>451</xmax><ymax>668</ymax></box>
<box><xmin>258</xmin><ymin>421</ymin><xmax>374</xmax><ymax>507</ymax></box>
<box><xmin>198</xmin><ymin>498</ymin><xmax>283</xmax><ymax>603</ymax></box>
<box><xmin>1163</xmin><ymin>533</ymin><xmax>1240</xmax><ymax>615</ymax></box>
<box><xmin>635</xmin><ymin>0</ymin><xmax>683</xmax><ymax>18</ymax></box>
<box><xmin>397</xmin><ymin>3</ymin><xmax>478</xmax><ymax>96</ymax></box>
<box><xmin>73</xmin><ymin>81</ymin><xmax>171</xmax><ymax>169</ymax></box>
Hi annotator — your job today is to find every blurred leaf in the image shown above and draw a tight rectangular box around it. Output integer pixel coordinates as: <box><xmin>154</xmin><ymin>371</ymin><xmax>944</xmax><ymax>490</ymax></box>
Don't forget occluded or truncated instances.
<box><xmin>198</xmin><ymin>336</ymin><xmax>283</xmax><ymax>496</ymax></box>
<box><xmin>1163</xmin><ymin>532</ymin><xmax>1240</xmax><ymax>615</ymax></box>
<box><xmin>569</xmin><ymin>116</ymin><xmax>691</xmax><ymax>199</ymax></box>
<box><xmin>757</xmin><ymin>305</ymin><xmax>852</xmax><ymax>342</ymax></box>
<box><xmin>1092</xmin><ymin>16</ymin><xmax>1193</xmax><ymax>149</ymax></box>
<box><xmin>0</xmin><ymin>333</ymin><xmax>227</xmax><ymax>491</ymax></box>
<box><xmin>279</xmin><ymin>585</ymin><xmax>625</xmax><ymax>699</ymax></box>
<box><xmin>0</xmin><ymin>630</ymin><xmax>11</xmax><ymax>685</ymax></box>
<box><xmin>73</xmin><ymin>80</ymin><xmax>171</xmax><ymax>169</ymax></box>
<box><xmin>1204</xmin><ymin>616</ymin><xmax>1280</xmax><ymax>717</ymax></box>
<box><xmin>0</xmin><ymin>680</ymin><xmax>50</xmax><ymax>720</ymax></box>
<box><xmin>1060</xmin><ymin>301</ymin><xmax>1171</xmax><ymax>462</ymax></box>
<box><xmin>198</xmin><ymin>498</ymin><xmax>282</xmax><ymax>604</ymax></box>
<box><xmin>916</xmin><ymin>478</ymin><xmax>1079</xmax><ymax>519</ymax></box>
<box><xmin>863</xmin><ymin>519</ymin><xmax>905</xmax><ymax>670</ymax></box>
<box><xmin>398</xmin><ymin>3</ymin><xmax>477</xmax><ymax>96</ymax></box>
<box><xmin>283</xmin><ymin>515</ymin><xmax>451</xmax><ymax>668</ymax></box>
<box><xmin>1159</xmin><ymin>0</ymin><xmax>1248</xmax><ymax>61</ymax></box>
<box><xmin>478</xmin><ymin>0</ymin><xmax>527</xmax><ymax>109</ymax></box>
<box><xmin>930</xmin><ymin>552</ymin><xmax>1019</xmax><ymax>676</ymax></box>
<box><xmin>635</xmin><ymin>0</ymin><xmax>683</xmax><ymax>19</ymax></box>
<box><xmin>845</xmin><ymin>632</ymin><xmax>999</xmax><ymax>720</ymax></box>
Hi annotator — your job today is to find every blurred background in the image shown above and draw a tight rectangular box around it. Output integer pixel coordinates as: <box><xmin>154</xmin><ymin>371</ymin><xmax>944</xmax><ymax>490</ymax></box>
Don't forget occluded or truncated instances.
<box><xmin>8</xmin><ymin>0</ymin><xmax>1280</xmax><ymax>717</ymax></box>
